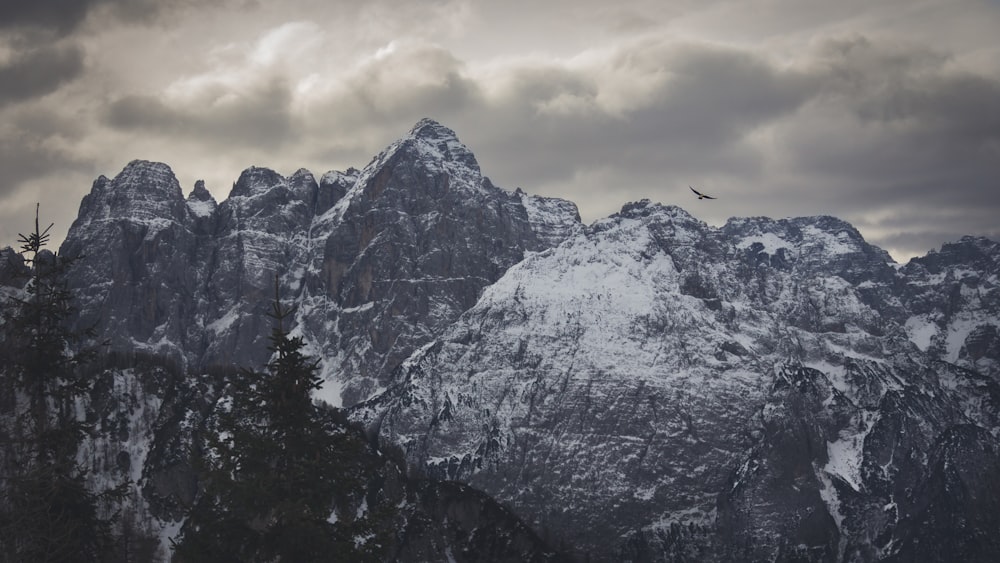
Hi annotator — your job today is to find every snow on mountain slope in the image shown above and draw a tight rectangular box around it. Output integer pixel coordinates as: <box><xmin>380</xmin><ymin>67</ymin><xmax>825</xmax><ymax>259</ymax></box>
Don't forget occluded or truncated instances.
<box><xmin>516</xmin><ymin>188</ymin><xmax>584</xmax><ymax>248</ymax></box>
<box><xmin>293</xmin><ymin>119</ymin><xmax>582</xmax><ymax>405</ymax></box>
<box><xmin>365</xmin><ymin>202</ymin><xmax>769</xmax><ymax>554</ymax></box>
<box><xmin>362</xmin><ymin>200</ymin><xmax>1000</xmax><ymax>561</ymax></box>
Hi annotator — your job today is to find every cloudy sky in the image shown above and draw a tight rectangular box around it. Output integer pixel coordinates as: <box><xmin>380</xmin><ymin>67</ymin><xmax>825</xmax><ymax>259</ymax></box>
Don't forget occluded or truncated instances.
<box><xmin>2</xmin><ymin>0</ymin><xmax>998</xmax><ymax>261</ymax></box>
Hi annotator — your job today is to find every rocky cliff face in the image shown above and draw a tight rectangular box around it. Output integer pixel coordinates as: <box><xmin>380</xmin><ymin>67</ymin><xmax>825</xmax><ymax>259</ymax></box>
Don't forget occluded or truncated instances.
<box><xmin>2</xmin><ymin>119</ymin><xmax>997</xmax><ymax>562</ymax></box>
<box><xmin>358</xmin><ymin>200</ymin><xmax>1000</xmax><ymax>561</ymax></box>
<box><xmin>59</xmin><ymin>119</ymin><xmax>581</xmax><ymax>406</ymax></box>
<box><xmin>896</xmin><ymin>236</ymin><xmax>1000</xmax><ymax>376</ymax></box>
<box><xmin>30</xmin><ymin>119</ymin><xmax>581</xmax><ymax>557</ymax></box>
<box><xmin>299</xmin><ymin>119</ymin><xmax>581</xmax><ymax>404</ymax></box>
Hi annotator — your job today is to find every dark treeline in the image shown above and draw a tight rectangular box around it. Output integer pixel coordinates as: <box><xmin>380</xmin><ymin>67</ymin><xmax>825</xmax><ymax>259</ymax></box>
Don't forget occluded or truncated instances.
<box><xmin>0</xmin><ymin>208</ymin><xmax>127</xmax><ymax>561</ymax></box>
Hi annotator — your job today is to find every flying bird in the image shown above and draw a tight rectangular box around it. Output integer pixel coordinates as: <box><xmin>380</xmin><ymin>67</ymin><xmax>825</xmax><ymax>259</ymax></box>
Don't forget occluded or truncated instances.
<box><xmin>690</xmin><ymin>186</ymin><xmax>716</xmax><ymax>200</ymax></box>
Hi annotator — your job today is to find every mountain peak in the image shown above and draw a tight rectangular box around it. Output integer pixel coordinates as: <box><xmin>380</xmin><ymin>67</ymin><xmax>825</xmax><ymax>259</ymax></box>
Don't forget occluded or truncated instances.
<box><xmin>408</xmin><ymin>117</ymin><xmax>457</xmax><ymax>140</ymax></box>
<box><xmin>188</xmin><ymin>180</ymin><xmax>213</xmax><ymax>202</ymax></box>
<box><xmin>71</xmin><ymin>159</ymin><xmax>185</xmax><ymax>227</ymax></box>
<box><xmin>229</xmin><ymin>166</ymin><xmax>285</xmax><ymax>198</ymax></box>
<box><xmin>907</xmin><ymin>235</ymin><xmax>1000</xmax><ymax>274</ymax></box>
<box><xmin>602</xmin><ymin>200</ymin><xmax>702</xmax><ymax>232</ymax></box>
<box><xmin>115</xmin><ymin>160</ymin><xmax>183</xmax><ymax>200</ymax></box>
<box><xmin>398</xmin><ymin>118</ymin><xmax>480</xmax><ymax>176</ymax></box>
<box><xmin>186</xmin><ymin>180</ymin><xmax>217</xmax><ymax>219</ymax></box>
<box><xmin>616</xmin><ymin>199</ymin><xmax>695</xmax><ymax>220</ymax></box>
<box><xmin>123</xmin><ymin>159</ymin><xmax>174</xmax><ymax>175</ymax></box>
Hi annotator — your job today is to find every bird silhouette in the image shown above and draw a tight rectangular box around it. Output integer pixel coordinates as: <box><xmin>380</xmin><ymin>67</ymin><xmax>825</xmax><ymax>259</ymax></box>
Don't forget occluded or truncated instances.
<box><xmin>690</xmin><ymin>186</ymin><xmax>716</xmax><ymax>200</ymax></box>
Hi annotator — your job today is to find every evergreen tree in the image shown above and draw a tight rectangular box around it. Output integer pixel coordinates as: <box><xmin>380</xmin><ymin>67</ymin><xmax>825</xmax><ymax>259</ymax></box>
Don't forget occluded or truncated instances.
<box><xmin>0</xmin><ymin>206</ymin><xmax>126</xmax><ymax>562</ymax></box>
<box><xmin>175</xmin><ymin>278</ymin><xmax>384</xmax><ymax>562</ymax></box>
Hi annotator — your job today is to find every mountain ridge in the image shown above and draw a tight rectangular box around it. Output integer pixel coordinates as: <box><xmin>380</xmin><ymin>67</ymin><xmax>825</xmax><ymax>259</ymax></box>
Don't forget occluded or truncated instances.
<box><xmin>1</xmin><ymin>119</ymin><xmax>998</xmax><ymax>561</ymax></box>
<box><xmin>353</xmin><ymin>194</ymin><xmax>1000</xmax><ymax>561</ymax></box>
<box><xmin>54</xmin><ymin>119</ymin><xmax>583</xmax><ymax>405</ymax></box>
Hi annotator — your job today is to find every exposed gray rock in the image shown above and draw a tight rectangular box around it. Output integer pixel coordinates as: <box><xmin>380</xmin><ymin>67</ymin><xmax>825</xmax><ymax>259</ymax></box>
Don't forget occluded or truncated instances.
<box><xmin>58</xmin><ymin>120</ymin><xmax>582</xmax><ymax>405</ymax></box>
<box><xmin>301</xmin><ymin>119</ymin><xmax>580</xmax><ymax>404</ymax></box>
<box><xmin>7</xmin><ymin>119</ymin><xmax>995</xmax><ymax>562</ymax></box>
<box><xmin>360</xmin><ymin>199</ymin><xmax>1000</xmax><ymax>562</ymax></box>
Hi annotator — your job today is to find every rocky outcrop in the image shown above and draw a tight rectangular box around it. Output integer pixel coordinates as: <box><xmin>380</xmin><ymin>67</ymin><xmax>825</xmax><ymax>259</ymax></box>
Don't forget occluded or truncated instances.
<box><xmin>895</xmin><ymin>236</ymin><xmax>1000</xmax><ymax>378</ymax></box>
<box><xmin>0</xmin><ymin>246</ymin><xmax>27</xmax><ymax>289</ymax></box>
<box><xmin>60</xmin><ymin>161</ymin><xmax>201</xmax><ymax>370</ymax></box>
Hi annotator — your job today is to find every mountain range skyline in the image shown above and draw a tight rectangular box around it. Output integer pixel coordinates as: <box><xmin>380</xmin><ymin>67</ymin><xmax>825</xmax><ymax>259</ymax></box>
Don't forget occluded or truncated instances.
<box><xmin>3</xmin><ymin>117</ymin><xmax>996</xmax><ymax>560</ymax></box>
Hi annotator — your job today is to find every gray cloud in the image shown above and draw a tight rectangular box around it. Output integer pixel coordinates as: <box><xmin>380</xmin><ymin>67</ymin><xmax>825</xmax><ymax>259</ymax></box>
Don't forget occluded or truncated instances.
<box><xmin>853</xmin><ymin>204</ymin><xmax>1000</xmax><ymax>260</ymax></box>
<box><xmin>0</xmin><ymin>120</ymin><xmax>92</xmax><ymax>199</ymax></box>
<box><xmin>773</xmin><ymin>37</ymin><xmax>1000</xmax><ymax>216</ymax></box>
<box><xmin>814</xmin><ymin>36</ymin><xmax>1000</xmax><ymax>145</ymax></box>
<box><xmin>288</xmin><ymin>31</ymin><xmax>996</xmax><ymax>261</ymax></box>
<box><xmin>621</xmin><ymin>41</ymin><xmax>816</xmax><ymax>141</ymax></box>
<box><xmin>430</xmin><ymin>40</ymin><xmax>818</xmax><ymax>209</ymax></box>
<box><xmin>0</xmin><ymin>115</ymin><xmax>94</xmax><ymax>253</ymax></box>
<box><xmin>0</xmin><ymin>0</ymin><xmax>236</xmax><ymax>36</ymax></box>
<box><xmin>104</xmin><ymin>78</ymin><xmax>296</xmax><ymax>149</ymax></box>
<box><xmin>0</xmin><ymin>141</ymin><xmax>78</xmax><ymax>198</ymax></box>
<box><xmin>1</xmin><ymin>0</ymin><xmax>998</xmax><ymax>263</ymax></box>
<box><xmin>0</xmin><ymin>44</ymin><xmax>85</xmax><ymax>107</ymax></box>
<box><xmin>345</xmin><ymin>43</ymin><xmax>479</xmax><ymax>122</ymax></box>
<box><xmin>0</xmin><ymin>0</ymin><xmax>94</xmax><ymax>36</ymax></box>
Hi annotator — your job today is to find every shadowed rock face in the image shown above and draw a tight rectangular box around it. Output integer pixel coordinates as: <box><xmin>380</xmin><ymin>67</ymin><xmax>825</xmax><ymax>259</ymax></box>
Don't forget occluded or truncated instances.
<box><xmin>0</xmin><ymin>247</ymin><xmax>28</xmax><ymax>288</ymax></box>
<box><xmin>885</xmin><ymin>425</ymin><xmax>1000</xmax><ymax>563</ymax></box>
<box><xmin>303</xmin><ymin>119</ymin><xmax>578</xmax><ymax>405</ymax></box>
<box><xmin>57</xmin><ymin>120</ymin><xmax>582</xmax><ymax>404</ymax></box>
<box><xmin>60</xmin><ymin>161</ymin><xmax>202</xmax><ymax>369</ymax></box>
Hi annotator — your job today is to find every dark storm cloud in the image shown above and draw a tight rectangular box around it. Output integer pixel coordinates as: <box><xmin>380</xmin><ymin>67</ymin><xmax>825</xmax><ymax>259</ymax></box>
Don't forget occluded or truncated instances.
<box><xmin>94</xmin><ymin>0</ymin><xmax>251</xmax><ymax>27</ymax></box>
<box><xmin>104</xmin><ymin>78</ymin><xmax>296</xmax><ymax>149</ymax></box>
<box><xmin>778</xmin><ymin>37</ymin><xmax>1000</xmax><ymax>211</ymax></box>
<box><xmin>816</xmin><ymin>36</ymin><xmax>1000</xmax><ymax>146</ymax></box>
<box><xmin>104</xmin><ymin>95</ymin><xmax>185</xmax><ymax>132</ymax></box>
<box><xmin>0</xmin><ymin>0</ymin><xmax>240</xmax><ymax>112</ymax></box>
<box><xmin>0</xmin><ymin>0</ymin><xmax>234</xmax><ymax>35</ymax></box>
<box><xmin>0</xmin><ymin>133</ymin><xmax>91</xmax><ymax>198</ymax></box>
<box><xmin>0</xmin><ymin>45</ymin><xmax>85</xmax><ymax>107</ymax></box>
<box><xmin>459</xmin><ymin>39</ymin><xmax>817</xmax><ymax>197</ymax></box>
<box><xmin>0</xmin><ymin>0</ymin><xmax>94</xmax><ymax>36</ymax></box>
<box><xmin>622</xmin><ymin>42</ymin><xmax>816</xmax><ymax>142</ymax></box>
<box><xmin>854</xmin><ymin>205</ymin><xmax>1000</xmax><ymax>261</ymax></box>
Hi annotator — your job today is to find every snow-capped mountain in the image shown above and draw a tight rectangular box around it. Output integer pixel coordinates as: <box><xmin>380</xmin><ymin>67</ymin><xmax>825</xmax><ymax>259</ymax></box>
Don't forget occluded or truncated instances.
<box><xmin>2</xmin><ymin>119</ymin><xmax>998</xmax><ymax>561</ymax></box>
<box><xmin>358</xmin><ymin>201</ymin><xmax>1000</xmax><ymax>561</ymax></box>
